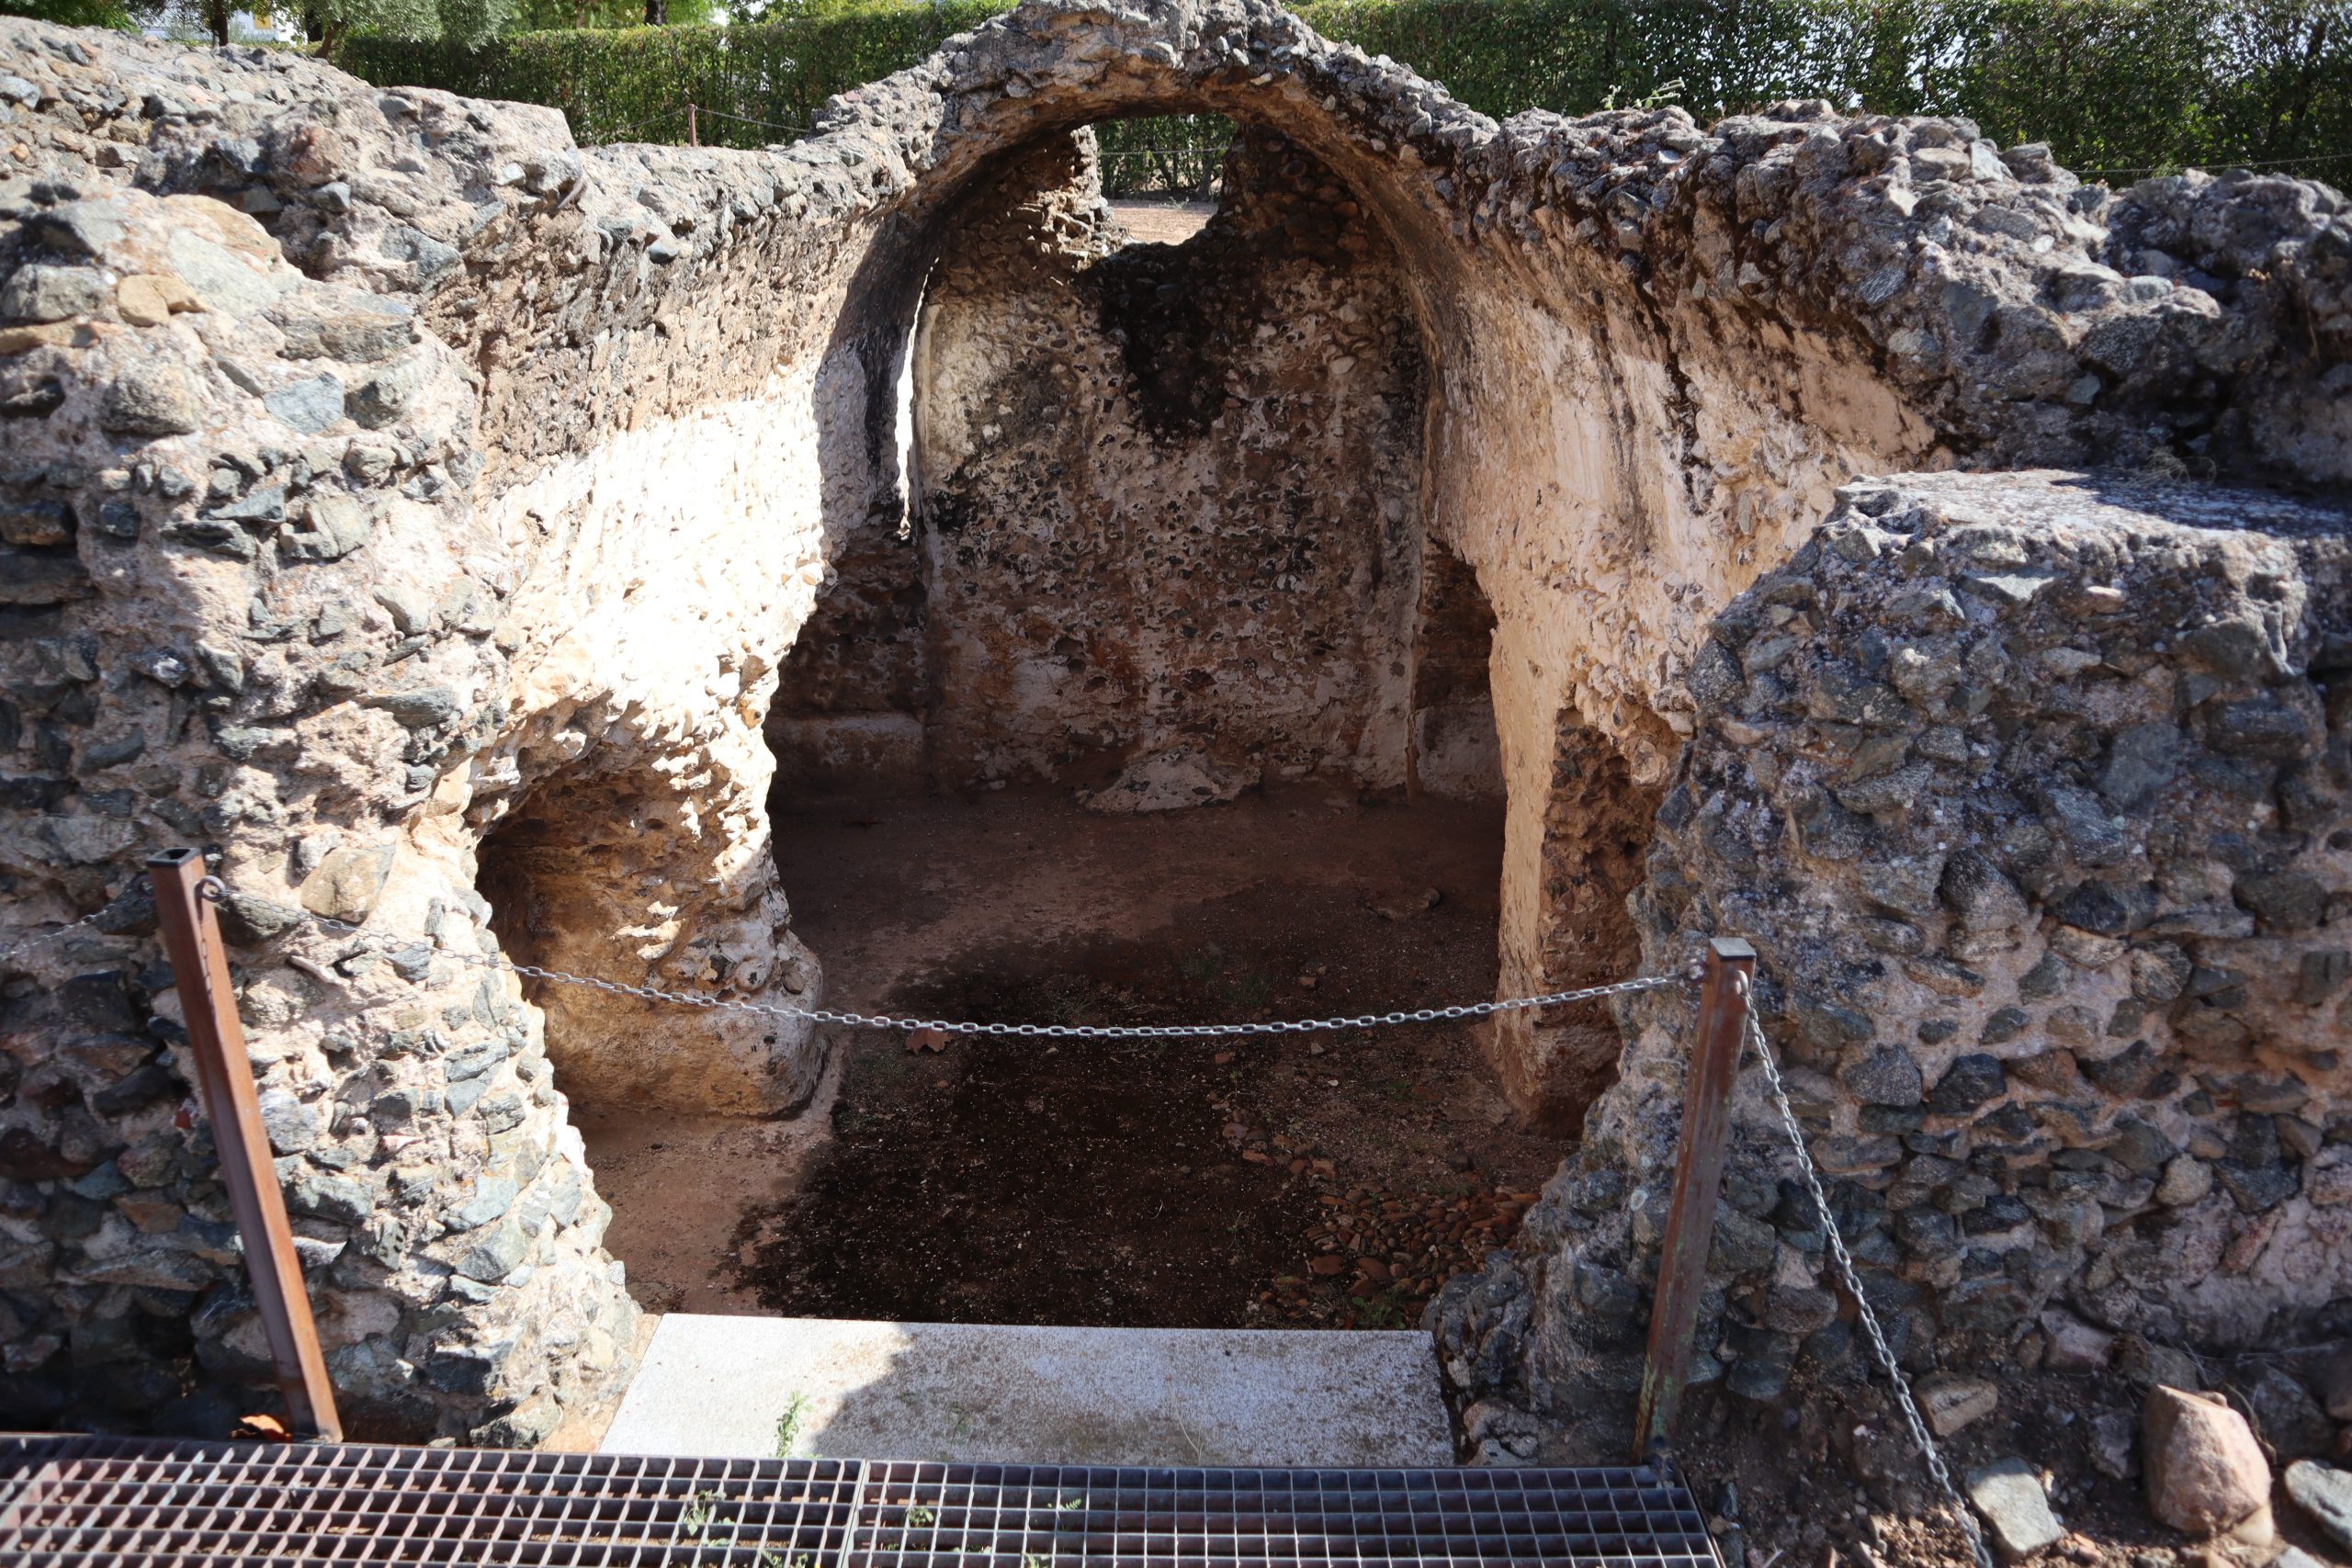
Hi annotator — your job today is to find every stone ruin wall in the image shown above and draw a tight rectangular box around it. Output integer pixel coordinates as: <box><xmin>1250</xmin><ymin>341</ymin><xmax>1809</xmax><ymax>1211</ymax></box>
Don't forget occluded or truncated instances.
<box><xmin>0</xmin><ymin>21</ymin><xmax>882</xmax><ymax>1438</ymax></box>
<box><xmin>0</xmin><ymin>0</ymin><xmax>2345</xmax><ymax>1446</ymax></box>
<box><xmin>1436</xmin><ymin>470</ymin><xmax>2352</xmax><ymax>1461</ymax></box>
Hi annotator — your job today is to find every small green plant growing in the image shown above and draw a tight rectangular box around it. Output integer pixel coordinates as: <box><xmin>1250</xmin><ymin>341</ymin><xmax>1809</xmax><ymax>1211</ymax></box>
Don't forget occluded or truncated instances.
<box><xmin>1601</xmin><ymin>76</ymin><xmax>1687</xmax><ymax>111</ymax></box>
<box><xmin>907</xmin><ymin>1505</ymin><xmax>936</xmax><ymax>1528</ymax></box>
<box><xmin>1057</xmin><ymin>1495</ymin><xmax>1084</xmax><ymax>1511</ymax></box>
<box><xmin>680</xmin><ymin>1489</ymin><xmax>722</xmax><ymax>1541</ymax></box>
<box><xmin>774</xmin><ymin>1392</ymin><xmax>810</xmax><ymax>1458</ymax></box>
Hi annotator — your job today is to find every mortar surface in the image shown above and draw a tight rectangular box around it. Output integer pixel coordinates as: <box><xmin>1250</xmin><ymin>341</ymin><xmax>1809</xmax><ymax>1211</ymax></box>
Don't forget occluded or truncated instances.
<box><xmin>598</xmin><ymin>1313</ymin><xmax>1452</xmax><ymax>1465</ymax></box>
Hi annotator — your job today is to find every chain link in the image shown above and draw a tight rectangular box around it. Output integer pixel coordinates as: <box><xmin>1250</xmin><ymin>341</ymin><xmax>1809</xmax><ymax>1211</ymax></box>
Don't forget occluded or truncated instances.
<box><xmin>1742</xmin><ymin>980</ymin><xmax>1996</xmax><ymax>1568</ymax></box>
<box><xmin>4</xmin><ymin>868</ymin><xmax>224</xmax><ymax>967</ymax></box>
<box><xmin>577</xmin><ymin>103</ymin><xmax>686</xmax><ymax>144</ymax></box>
<box><xmin>684</xmin><ymin>103</ymin><xmax>814</xmax><ymax>136</ymax></box>
<box><xmin>303</xmin><ymin>910</ymin><xmax>1676</xmax><ymax>1040</ymax></box>
<box><xmin>0</xmin><ymin>907</ymin><xmax>111</xmax><ymax>967</ymax></box>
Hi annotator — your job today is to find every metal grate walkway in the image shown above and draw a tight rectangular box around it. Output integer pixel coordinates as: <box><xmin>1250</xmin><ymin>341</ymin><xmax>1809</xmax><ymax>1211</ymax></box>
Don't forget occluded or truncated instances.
<box><xmin>0</xmin><ymin>1434</ymin><xmax>1723</xmax><ymax>1566</ymax></box>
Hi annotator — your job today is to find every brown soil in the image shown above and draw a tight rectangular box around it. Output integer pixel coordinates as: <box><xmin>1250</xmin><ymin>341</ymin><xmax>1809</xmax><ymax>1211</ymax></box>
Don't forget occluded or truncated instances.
<box><xmin>572</xmin><ymin>790</ymin><xmax>2349</xmax><ymax>1568</ymax></box>
<box><xmin>585</xmin><ymin>786</ymin><xmax>1564</xmax><ymax>1330</ymax></box>
<box><xmin>1682</xmin><ymin>1361</ymin><xmax>2350</xmax><ymax>1568</ymax></box>
<box><xmin>1101</xmin><ymin>199</ymin><xmax>1213</xmax><ymax>245</ymax></box>
<box><xmin>1108</xmin><ymin>199</ymin><xmax>1215</xmax><ymax>245</ymax></box>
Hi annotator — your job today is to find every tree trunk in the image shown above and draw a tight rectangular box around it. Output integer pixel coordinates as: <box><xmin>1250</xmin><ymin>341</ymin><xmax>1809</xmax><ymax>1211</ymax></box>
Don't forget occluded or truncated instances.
<box><xmin>207</xmin><ymin>0</ymin><xmax>231</xmax><ymax>46</ymax></box>
<box><xmin>644</xmin><ymin>0</ymin><xmax>667</xmax><ymax>24</ymax></box>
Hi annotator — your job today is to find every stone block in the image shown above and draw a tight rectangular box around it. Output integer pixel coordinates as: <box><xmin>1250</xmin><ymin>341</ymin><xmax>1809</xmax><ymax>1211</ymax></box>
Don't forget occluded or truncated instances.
<box><xmin>2286</xmin><ymin>1461</ymin><xmax>2352</xmax><ymax>1556</ymax></box>
<box><xmin>1917</xmin><ymin>1371</ymin><xmax>1997</xmax><ymax>1435</ymax></box>
<box><xmin>2245</xmin><ymin>1364</ymin><xmax>2334</xmax><ymax>1461</ymax></box>
<box><xmin>2038</xmin><ymin>1308</ymin><xmax>2114</xmax><ymax>1372</ymax></box>
<box><xmin>298</xmin><ymin>843</ymin><xmax>396</xmax><ymax>922</ymax></box>
<box><xmin>2143</xmin><ymin>1385</ymin><xmax>2271</xmax><ymax>1540</ymax></box>
<box><xmin>1928</xmin><ymin>1054</ymin><xmax>2007</xmax><ymax>1113</ymax></box>
<box><xmin>1965</xmin><ymin>1457</ymin><xmax>2062</xmax><ymax>1561</ymax></box>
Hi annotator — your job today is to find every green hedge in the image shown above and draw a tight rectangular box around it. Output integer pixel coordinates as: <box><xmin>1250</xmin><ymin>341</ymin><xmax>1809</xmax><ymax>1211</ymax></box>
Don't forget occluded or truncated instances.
<box><xmin>341</xmin><ymin>3</ymin><xmax>1001</xmax><ymax>144</ymax></box>
<box><xmin>338</xmin><ymin>0</ymin><xmax>2351</xmax><ymax>189</ymax></box>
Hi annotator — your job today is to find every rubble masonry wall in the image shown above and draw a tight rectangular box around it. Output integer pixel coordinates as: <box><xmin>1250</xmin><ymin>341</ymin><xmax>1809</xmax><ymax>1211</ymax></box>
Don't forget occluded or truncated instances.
<box><xmin>0</xmin><ymin>1</ymin><xmax>2345</xmax><ymax>1440</ymax></box>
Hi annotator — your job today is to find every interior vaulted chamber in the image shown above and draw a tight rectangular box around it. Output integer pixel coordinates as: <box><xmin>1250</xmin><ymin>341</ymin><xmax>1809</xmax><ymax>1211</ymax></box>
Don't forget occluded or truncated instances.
<box><xmin>772</xmin><ymin>124</ymin><xmax>1493</xmax><ymax>807</ymax></box>
<box><xmin>763</xmin><ymin>122</ymin><xmax>1658</xmax><ymax>1133</ymax></box>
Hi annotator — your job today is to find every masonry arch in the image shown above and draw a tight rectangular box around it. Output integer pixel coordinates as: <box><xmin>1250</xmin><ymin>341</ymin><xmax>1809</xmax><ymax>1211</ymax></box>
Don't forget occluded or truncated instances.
<box><xmin>467</xmin><ymin>21</ymin><xmax>1927</xmax><ymax>1141</ymax></box>
<box><xmin>766</xmin><ymin>90</ymin><xmax>1659</xmax><ymax>1130</ymax></box>
<box><xmin>772</xmin><ymin>33</ymin><xmax>1701</xmax><ymax>1125</ymax></box>
<box><xmin>777</xmin><ymin>115</ymin><xmax>1750</xmax><ymax>1136</ymax></box>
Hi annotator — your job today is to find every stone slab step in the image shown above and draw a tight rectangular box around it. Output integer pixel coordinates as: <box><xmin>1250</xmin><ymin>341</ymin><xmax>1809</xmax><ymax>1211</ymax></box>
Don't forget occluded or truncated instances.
<box><xmin>597</xmin><ymin>1314</ymin><xmax>1453</xmax><ymax>1466</ymax></box>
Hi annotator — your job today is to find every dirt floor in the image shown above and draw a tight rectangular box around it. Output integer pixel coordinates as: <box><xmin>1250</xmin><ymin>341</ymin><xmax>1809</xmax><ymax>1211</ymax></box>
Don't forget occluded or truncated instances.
<box><xmin>571</xmin><ymin>789</ymin><xmax>2352</xmax><ymax>1568</ymax></box>
<box><xmin>1108</xmin><ymin>198</ymin><xmax>1215</xmax><ymax>245</ymax></box>
<box><xmin>582</xmin><ymin>785</ymin><xmax>1566</xmax><ymax>1333</ymax></box>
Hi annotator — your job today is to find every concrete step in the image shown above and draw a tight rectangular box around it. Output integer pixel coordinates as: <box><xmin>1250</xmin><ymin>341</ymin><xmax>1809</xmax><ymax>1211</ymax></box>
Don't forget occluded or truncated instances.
<box><xmin>598</xmin><ymin>1314</ymin><xmax>1454</xmax><ymax>1466</ymax></box>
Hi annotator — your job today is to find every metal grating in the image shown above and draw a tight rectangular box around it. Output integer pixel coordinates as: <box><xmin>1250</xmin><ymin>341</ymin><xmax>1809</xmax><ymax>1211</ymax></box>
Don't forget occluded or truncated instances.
<box><xmin>0</xmin><ymin>1437</ymin><xmax>859</xmax><ymax>1566</ymax></box>
<box><xmin>0</xmin><ymin>1435</ymin><xmax>1722</xmax><ymax>1567</ymax></box>
<box><xmin>847</xmin><ymin>1462</ymin><xmax>1722</xmax><ymax>1567</ymax></box>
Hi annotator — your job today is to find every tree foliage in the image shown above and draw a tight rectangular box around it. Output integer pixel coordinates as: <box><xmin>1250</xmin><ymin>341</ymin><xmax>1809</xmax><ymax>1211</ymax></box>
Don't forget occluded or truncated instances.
<box><xmin>6</xmin><ymin>0</ymin><xmax>175</xmax><ymax>31</ymax></box>
<box><xmin>22</xmin><ymin>0</ymin><xmax>2346</xmax><ymax>194</ymax></box>
<box><xmin>339</xmin><ymin>2</ymin><xmax>1002</xmax><ymax>141</ymax></box>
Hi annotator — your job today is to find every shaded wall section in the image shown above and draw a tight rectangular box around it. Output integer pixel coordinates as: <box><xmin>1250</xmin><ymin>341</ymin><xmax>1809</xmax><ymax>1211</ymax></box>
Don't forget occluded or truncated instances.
<box><xmin>1487</xmin><ymin>716</ymin><xmax>1659</xmax><ymax>1131</ymax></box>
<box><xmin>771</xmin><ymin>128</ymin><xmax>1432</xmax><ymax>803</ymax></box>
<box><xmin>1408</xmin><ymin>543</ymin><xmax>1504</xmax><ymax>802</ymax></box>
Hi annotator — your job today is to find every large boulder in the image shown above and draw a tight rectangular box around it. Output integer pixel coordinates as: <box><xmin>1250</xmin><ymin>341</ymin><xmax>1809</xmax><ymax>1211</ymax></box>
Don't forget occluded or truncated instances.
<box><xmin>2142</xmin><ymin>1386</ymin><xmax>2274</xmax><ymax>1542</ymax></box>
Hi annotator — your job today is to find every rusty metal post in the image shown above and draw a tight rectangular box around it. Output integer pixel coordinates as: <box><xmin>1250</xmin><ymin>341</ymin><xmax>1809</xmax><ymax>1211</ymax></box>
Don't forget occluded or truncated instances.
<box><xmin>686</xmin><ymin>100</ymin><xmax>697</xmax><ymax>146</ymax></box>
<box><xmin>1632</xmin><ymin>935</ymin><xmax>1756</xmax><ymax>1460</ymax></box>
<box><xmin>149</xmin><ymin>849</ymin><xmax>344</xmax><ymax>1442</ymax></box>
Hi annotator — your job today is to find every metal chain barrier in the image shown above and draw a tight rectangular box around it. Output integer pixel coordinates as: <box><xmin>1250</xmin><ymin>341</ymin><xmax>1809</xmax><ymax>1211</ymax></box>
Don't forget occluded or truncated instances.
<box><xmin>288</xmin><ymin>905</ymin><xmax>1677</xmax><ymax>1041</ymax></box>
<box><xmin>1741</xmin><ymin>976</ymin><xmax>1996</xmax><ymax>1568</ymax></box>
<box><xmin>577</xmin><ymin>103</ymin><xmax>686</xmax><ymax>145</ymax></box>
<box><xmin>119</xmin><ymin>875</ymin><xmax>1981</xmax><ymax>1564</ymax></box>
<box><xmin>685</xmin><ymin>103</ymin><xmax>813</xmax><ymax>137</ymax></box>
<box><xmin>0</xmin><ymin>907</ymin><xmax>109</xmax><ymax>966</ymax></box>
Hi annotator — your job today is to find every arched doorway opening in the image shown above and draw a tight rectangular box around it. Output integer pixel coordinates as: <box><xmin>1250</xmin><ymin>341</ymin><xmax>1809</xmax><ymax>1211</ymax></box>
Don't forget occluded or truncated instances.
<box><xmin>459</xmin><ymin>77</ymin><xmax>1668</xmax><ymax>1332</ymax></box>
<box><xmin>687</xmin><ymin>117</ymin><xmax>1639</xmax><ymax>1331</ymax></box>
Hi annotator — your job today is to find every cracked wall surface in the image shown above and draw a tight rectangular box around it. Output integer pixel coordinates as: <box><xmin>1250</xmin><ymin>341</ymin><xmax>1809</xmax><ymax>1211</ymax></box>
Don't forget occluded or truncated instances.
<box><xmin>0</xmin><ymin>0</ymin><xmax>2346</xmax><ymax>1441</ymax></box>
